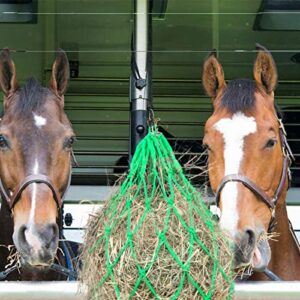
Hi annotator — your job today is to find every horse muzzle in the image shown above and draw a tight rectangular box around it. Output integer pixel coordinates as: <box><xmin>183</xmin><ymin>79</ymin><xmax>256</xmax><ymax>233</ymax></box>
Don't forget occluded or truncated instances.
<box><xmin>250</xmin><ymin>239</ymin><xmax>271</xmax><ymax>271</ymax></box>
<box><xmin>233</xmin><ymin>228</ymin><xmax>271</xmax><ymax>271</ymax></box>
<box><xmin>13</xmin><ymin>224</ymin><xmax>59</xmax><ymax>267</ymax></box>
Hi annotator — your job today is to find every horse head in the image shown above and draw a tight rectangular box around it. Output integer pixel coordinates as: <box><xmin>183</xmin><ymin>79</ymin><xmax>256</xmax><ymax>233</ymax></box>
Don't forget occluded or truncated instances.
<box><xmin>202</xmin><ymin>44</ymin><xmax>288</xmax><ymax>272</ymax></box>
<box><xmin>0</xmin><ymin>49</ymin><xmax>75</xmax><ymax>268</ymax></box>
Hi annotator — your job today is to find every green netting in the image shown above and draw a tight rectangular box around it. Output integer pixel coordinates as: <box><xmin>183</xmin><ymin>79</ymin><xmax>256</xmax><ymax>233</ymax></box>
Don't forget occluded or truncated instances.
<box><xmin>81</xmin><ymin>127</ymin><xmax>234</xmax><ymax>299</ymax></box>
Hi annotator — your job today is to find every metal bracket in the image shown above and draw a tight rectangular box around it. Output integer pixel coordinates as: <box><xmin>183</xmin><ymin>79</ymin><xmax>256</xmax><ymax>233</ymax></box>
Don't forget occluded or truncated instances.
<box><xmin>129</xmin><ymin>0</ymin><xmax>153</xmax><ymax>160</ymax></box>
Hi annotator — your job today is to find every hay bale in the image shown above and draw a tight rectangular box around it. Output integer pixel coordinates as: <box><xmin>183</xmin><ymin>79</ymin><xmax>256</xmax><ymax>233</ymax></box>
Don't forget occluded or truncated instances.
<box><xmin>80</xmin><ymin>130</ymin><xmax>233</xmax><ymax>299</ymax></box>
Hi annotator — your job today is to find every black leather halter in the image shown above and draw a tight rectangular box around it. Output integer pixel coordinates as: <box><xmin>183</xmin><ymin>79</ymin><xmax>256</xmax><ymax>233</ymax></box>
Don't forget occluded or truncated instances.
<box><xmin>214</xmin><ymin>118</ymin><xmax>294</xmax><ymax>232</ymax></box>
<box><xmin>0</xmin><ymin>150</ymin><xmax>77</xmax><ymax>210</ymax></box>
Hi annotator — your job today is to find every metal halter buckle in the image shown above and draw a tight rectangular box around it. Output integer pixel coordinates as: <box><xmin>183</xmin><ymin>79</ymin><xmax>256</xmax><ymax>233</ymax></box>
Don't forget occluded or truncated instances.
<box><xmin>278</xmin><ymin>118</ymin><xmax>295</xmax><ymax>163</ymax></box>
<box><xmin>278</xmin><ymin>118</ymin><xmax>287</xmax><ymax>136</ymax></box>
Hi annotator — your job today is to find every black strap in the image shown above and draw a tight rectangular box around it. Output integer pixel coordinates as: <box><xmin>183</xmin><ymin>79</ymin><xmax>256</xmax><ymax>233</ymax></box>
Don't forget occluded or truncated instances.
<box><xmin>49</xmin><ymin>263</ymin><xmax>77</xmax><ymax>280</ymax></box>
<box><xmin>0</xmin><ymin>152</ymin><xmax>74</xmax><ymax>209</ymax></box>
<box><xmin>0</xmin><ymin>264</ymin><xmax>18</xmax><ymax>280</ymax></box>
<box><xmin>215</xmin><ymin>157</ymin><xmax>289</xmax><ymax>210</ymax></box>
<box><xmin>9</xmin><ymin>174</ymin><xmax>62</xmax><ymax>209</ymax></box>
<box><xmin>216</xmin><ymin>174</ymin><xmax>275</xmax><ymax>209</ymax></box>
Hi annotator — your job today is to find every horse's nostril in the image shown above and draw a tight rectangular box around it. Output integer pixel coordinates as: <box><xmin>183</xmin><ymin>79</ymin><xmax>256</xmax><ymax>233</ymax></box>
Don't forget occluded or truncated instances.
<box><xmin>47</xmin><ymin>224</ymin><xmax>57</xmax><ymax>236</ymax></box>
<box><xmin>44</xmin><ymin>224</ymin><xmax>59</xmax><ymax>249</ymax></box>
<box><xmin>245</xmin><ymin>229</ymin><xmax>256</xmax><ymax>247</ymax></box>
<box><xmin>18</xmin><ymin>225</ymin><xmax>30</xmax><ymax>250</ymax></box>
<box><xmin>234</xmin><ymin>229</ymin><xmax>257</xmax><ymax>267</ymax></box>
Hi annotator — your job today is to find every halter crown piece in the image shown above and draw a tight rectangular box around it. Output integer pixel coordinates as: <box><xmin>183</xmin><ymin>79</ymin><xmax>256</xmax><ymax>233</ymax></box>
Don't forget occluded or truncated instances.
<box><xmin>215</xmin><ymin>116</ymin><xmax>294</xmax><ymax>232</ymax></box>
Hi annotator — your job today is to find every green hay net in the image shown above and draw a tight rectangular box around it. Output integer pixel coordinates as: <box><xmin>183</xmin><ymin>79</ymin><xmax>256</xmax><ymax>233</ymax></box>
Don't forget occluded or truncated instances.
<box><xmin>81</xmin><ymin>127</ymin><xmax>234</xmax><ymax>299</ymax></box>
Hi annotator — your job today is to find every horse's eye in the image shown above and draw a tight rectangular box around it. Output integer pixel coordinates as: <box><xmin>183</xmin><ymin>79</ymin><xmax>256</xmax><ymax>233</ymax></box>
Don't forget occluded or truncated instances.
<box><xmin>265</xmin><ymin>139</ymin><xmax>277</xmax><ymax>149</ymax></box>
<box><xmin>0</xmin><ymin>135</ymin><xmax>8</xmax><ymax>149</ymax></box>
<box><xmin>64</xmin><ymin>136</ymin><xmax>76</xmax><ymax>149</ymax></box>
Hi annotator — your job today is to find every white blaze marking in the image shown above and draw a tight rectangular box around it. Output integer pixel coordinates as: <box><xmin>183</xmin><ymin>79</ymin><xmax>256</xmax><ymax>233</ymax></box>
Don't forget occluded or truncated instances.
<box><xmin>214</xmin><ymin>112</ymin><xmax>257</xmax><ymax>235</ymax></box>
<box><xmin>25</xmin><ymin>159</ymin><xmax>42</xmax><ymax>250</ymax></box>
<box><xmin>33</xmin><ymin>159</ymin><xmax>39</xmax><ymax>175</ymax></box>
<box><xmin>24</xmin><ymin>227</ymin><xmax>42</xmax><ymax>251</ymax></box>
<box><xmin>28</xmin><ymin>182</ymin><xmax>37</xmax><ymax>226</ymax></box>
<box><xmin>33</xmin><ymin>113</ymin><xmax>46</xmax><ymax>128</ymax></box>
<box><xmin>28</xmin><ymin>160</ymin><xmax>38</xmax><ymax>226</ymax></box>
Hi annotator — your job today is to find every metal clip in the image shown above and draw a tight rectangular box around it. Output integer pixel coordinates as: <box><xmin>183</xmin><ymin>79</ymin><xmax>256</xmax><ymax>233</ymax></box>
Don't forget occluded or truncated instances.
<box><xmin>278</xmin><ymin>118</ymin><xmax>295</xmax><ymax>162</ymax></box>
<box><xmin>278</xmin><ymin>118</ymin><xmax>287</xmax><ymax>136</ymax></box>
<box><xmin>271</xmin><ymin>207</ymin><xmax>276</xmax><ymax>218</ymax></box>
<box><xmin>282</xmin><ymin>146</ymin><xmax>287</xmax><ymax>158</ymax></box>
<box><xmin>288</xmin><ymin>168</ymin><xmax>292</xmax><ymax>182</ymax></box>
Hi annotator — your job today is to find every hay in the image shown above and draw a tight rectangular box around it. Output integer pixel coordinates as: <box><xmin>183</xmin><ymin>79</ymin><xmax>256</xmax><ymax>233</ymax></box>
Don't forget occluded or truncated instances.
<box><xmin>234</xmin><ymin>231</ymin><xmax>280</xmax><ymax>280</ymax></box>
<box><xmin>80</xmin><ymin>129</ymin><xmax>234</xmax><ymax>299</ymax></box>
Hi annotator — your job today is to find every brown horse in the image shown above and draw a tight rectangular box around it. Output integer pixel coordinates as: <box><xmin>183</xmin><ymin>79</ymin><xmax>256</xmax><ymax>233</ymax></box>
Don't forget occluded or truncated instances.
<box><xmin>202</xmin><ymin>44</ymin><xmax>300</xmax><ymax>280</ymax></box>
<box><xmin>0</xmin><ymin>49</ymin><xmax>76</xmax><ymax>280</ymax></box>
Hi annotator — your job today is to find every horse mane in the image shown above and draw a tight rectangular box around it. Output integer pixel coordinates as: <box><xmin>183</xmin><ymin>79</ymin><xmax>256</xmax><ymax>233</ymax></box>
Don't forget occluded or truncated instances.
<box><xmin>13</xmin><ymin>78</ymin><xmax>50</xmax><ymax>117</ymax></box>
<box><xmin>220</xmin><ymin>79</ymin><xmax>256</xmax><ymax>113</ymax></box>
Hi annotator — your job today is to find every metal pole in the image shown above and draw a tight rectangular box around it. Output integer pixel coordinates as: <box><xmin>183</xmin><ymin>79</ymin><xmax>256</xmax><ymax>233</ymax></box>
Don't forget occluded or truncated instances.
<box><xmin>0</xmin><ymin>282</ymin><xmax>84</xmax><ymax>300</ymax></box>
<box><xmin>1</xmin><ymin>282</ymin><xmax>300</xmax><ymax>299</ymax></box>
<box><xmin>41</xmin><ymin>0</ymin><xmax>56</xmax><ymax>85</ymax></box>
<box><xmin>129</xmin><ymin>0</ymin><xmax>152</xmax><ymax>160</ymax></box>
<box><xmin>235</xmin><ymin>282</ymin><xmax>300</xmax><ymax>299</ymax></box>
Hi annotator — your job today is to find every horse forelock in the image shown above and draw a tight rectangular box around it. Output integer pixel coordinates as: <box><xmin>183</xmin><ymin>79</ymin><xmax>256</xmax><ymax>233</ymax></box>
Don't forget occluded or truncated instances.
<box><xmin>11</xmin><ymin>78</ymin><xmax>51</xmax><ymax>117</ymax></box>
<box><xmin>220</xmin><ymin>79</ymin><xmax>256</xmax><ymax>114</ymax></box>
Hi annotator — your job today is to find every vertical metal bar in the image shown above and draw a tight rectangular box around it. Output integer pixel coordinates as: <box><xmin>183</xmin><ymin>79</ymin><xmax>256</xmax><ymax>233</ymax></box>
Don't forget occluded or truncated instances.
<box><xmin>1</xmin><ymin>282</ymin><xmax>300</xmax><ymax>299</ymax></box>
<box><xmin>41</xmin><ymin>0</ymin><xmax>56</xmax><ymax>85</ymax></box>
<box><xmin>212</xmin><ymin>0</ymin><xmax>219</xmax><ymax>51</ymax></box>
<box><xmin>129</xmin><ymin>0</ymin><xmax>152</xmax><ymax>160</ymax></box>
<box><xmin>135</xmin><ymin>0</ymin><xmax>148</xmax><ymax>79</ymax></box>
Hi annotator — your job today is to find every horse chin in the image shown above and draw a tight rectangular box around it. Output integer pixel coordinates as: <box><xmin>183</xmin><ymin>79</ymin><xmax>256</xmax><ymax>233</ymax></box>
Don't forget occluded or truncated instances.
<box><xmin>251</xmin><ymin>239</ymin><xmax>271</xmax><ymax>271</ymax></box>
<box><xmin>20</xmin><ymin>256</ymin><xmax>54</xmax><ymax>270</ymax></box>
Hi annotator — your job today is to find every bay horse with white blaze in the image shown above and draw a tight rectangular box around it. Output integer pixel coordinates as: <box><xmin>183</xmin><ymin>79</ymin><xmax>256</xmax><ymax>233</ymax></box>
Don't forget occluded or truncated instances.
<box><xmin>0</xmin><ymin>49</ymin><xmax>76</xmax><ymax>280</ymax></box>
<box><xmin>202</xmin><ymin>44</ymin><xmax>300</xmax><ymax>280</ymax></box>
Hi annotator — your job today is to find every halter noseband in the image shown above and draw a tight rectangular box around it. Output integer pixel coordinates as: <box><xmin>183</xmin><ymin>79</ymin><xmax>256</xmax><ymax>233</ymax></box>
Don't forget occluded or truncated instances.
<box><xmin>214</xmin><ymin>118</ymin><xmax>294</xmax><ymax>232</ymax></box>
<box><xmin>0</xmin><ymin>150</ymin><xmax>77</xmax><ymax>210</ymax></box>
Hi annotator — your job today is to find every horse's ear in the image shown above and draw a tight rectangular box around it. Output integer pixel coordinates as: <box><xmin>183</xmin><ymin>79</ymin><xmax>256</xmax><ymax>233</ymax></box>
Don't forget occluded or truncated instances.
<box><xmin>0</xmin><ymin>48</ymin><xmax>18</xmax><ymax>96</ymax></box>
<box><xmin>50</xmin><ymin>49</ymin><xmax>69</xmax><ymax>99</ymax></box>
<box><xmin>202</xmin><ymin>50</ymin><xmax>225</xmax><ymax>98</ymax></box>
<box><xmin>253</xmin><ymin>44</ymin><xmax>277</xmax><ymax>93</ymax></box>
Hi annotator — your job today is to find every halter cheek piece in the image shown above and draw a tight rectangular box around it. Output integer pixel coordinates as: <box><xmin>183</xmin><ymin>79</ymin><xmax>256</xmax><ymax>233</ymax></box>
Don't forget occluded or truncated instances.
<box><xmin>0</xmin><ymin>150</ymin><xmax>77</xmax><ymax>210</ymax></box>
<box><xmin>214</xmin><ymin>118</ymin><xmax>294</xmax><ymax>232</ymax></box>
